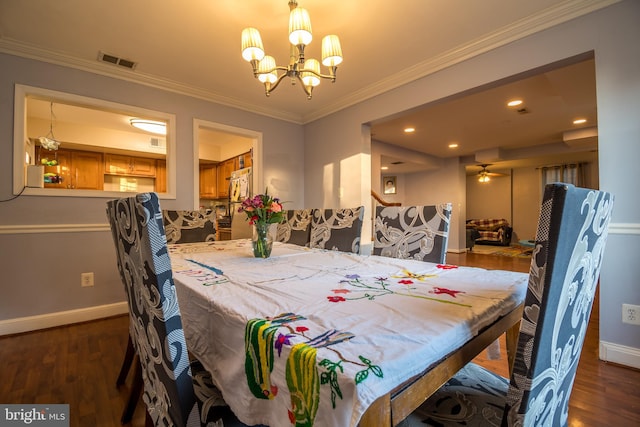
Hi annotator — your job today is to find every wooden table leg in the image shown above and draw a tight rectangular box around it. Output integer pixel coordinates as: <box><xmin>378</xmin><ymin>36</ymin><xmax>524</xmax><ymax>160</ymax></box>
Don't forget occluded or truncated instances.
<box><xmin>358</xmin><ymin>393</ymin><xmax>391</xmax><ymax>427</ymax></box>
<box><xmin>506</xmin><ymin>319</ymin><xmax>521</xmax><ymax>375</ymax></box>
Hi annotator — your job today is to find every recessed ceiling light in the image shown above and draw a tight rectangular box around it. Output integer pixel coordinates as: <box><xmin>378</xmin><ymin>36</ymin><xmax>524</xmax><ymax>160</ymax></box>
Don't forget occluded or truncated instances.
<box><xmin>404</xmin><ymin>127</ymin><xmax>415</xmax><ymax>133</ymax></box>
<box><xmin>507</xmin><ymin>99</ymin><xmax>523</xmax><ymax>107</ymax></box>
<box><xmin>448</xmin><ymin>143</ymin><xmax>458</xmax><ymax>149</ymax></box>
<box><xmin>573</xmin><ymin>118</ymin><xmax>587</xmax><ymax>125</ymax></box>
<box><xmin>381</xmin><ymin>166</ymin><xmax>389</xmax><ymax>170</ymax></box>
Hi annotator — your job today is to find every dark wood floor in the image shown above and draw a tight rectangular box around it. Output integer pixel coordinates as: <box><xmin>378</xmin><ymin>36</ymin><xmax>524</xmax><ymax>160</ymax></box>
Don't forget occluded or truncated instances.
<box><xmin>1</xmin><ymin>251</ymin><xmax>638</xmax><ymax>426</ymax></box>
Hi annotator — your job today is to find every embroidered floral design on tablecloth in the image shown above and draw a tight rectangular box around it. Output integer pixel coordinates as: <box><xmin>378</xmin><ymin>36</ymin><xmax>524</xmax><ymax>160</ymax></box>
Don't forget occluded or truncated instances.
<box><xmin>244</xmin><ymin>313</ymin><xmax>383</xmax><ymax>427</ymax></box>
<box><xmin>327</xmin><ymin>270</ymin><xmax>469</xmax><ymax>307</ymax></box>
<box><xmin>171</xmin><ymin>258</ymin><xmax>228</xmax><ymax>286</ymax></box>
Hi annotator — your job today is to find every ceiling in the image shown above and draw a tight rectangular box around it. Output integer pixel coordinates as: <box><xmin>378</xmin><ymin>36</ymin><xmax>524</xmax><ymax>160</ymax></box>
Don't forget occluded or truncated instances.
<box><xmin>372</xmin><ymin>56</ymin><xmax>598</xmax><ymax>174</ymax></box>
<box><xmin>1</xmin><ymin>0</ymin><xmax>610</xmax><ymax>172</ymax></box>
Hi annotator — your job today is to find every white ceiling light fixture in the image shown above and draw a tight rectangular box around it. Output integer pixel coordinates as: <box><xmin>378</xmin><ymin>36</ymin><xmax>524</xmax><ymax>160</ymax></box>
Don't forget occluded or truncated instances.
<box><xmin>241</xmin><ymin>0</ymin><xmax>343</xmax><ymax>100</ymax></box>
<box><xmin>130</xmin><ymin>119</ymin><xmax>167</xmax><ymax>135</ymax></box>
<box><xmin>477</xmin><ymin>164</ymin><xmax>508</xmax><ymax>183</ymax></box>
<box><xmin>478</xmin><ymin>164</ymin><xmax>492</xmax><ymax>183</ymax></box>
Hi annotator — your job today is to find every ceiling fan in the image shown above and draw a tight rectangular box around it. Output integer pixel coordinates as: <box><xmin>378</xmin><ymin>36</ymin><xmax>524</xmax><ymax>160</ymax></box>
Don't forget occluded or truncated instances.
<box><xmin>477</xmin><ymin>164</ymin><xmax>507</xmax><ymax>183</ymax></box>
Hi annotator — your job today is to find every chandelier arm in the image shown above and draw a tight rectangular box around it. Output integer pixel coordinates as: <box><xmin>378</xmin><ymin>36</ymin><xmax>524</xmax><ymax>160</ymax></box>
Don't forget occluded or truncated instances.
<box><xmin>264</xmin><ymin>72</ymin><xmax>290</xmax><ymax>97</ymax></box>
<box><xmin>298</xmin><ymin>66</ymin><xmax>338</xmax><ymax>82</ymax></box>
<box><xmin>295</xmin><ymin>74</ymin><xmax>314</xmax><ymax>100</ymax></box>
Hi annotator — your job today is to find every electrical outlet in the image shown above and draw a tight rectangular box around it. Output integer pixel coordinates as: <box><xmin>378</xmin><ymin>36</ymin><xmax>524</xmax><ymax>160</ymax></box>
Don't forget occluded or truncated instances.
<box><xmin>622</xmin><ymin>304</ymin><xmax>640</xmax><ymax>325</ymax></box>
<box><xmin>81</xmin><ymin>272</ymin><xmax>94</xmax><ymax>287</ymax></box>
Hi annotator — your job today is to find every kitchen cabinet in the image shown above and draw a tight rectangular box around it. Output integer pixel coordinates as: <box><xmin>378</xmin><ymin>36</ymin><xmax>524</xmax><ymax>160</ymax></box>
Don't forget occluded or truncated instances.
<box><xmin>242</xmin><ymin>151</ymin><xmax>252</xmax><ymax>168</ymax></box>
<box><xmin>199</xmin><ymin>164</ymin><xmax>218</xmax><ymax>199</ymax></box>
<box><xmin>105</xmin><ymin>154</ymin><xmax>156</xmax><ymax>177</ymax></box>
<box><xmin>156</xmin><ymin>159</ymin><xmax>167</xmax><ymax>193</ymax></box>
<box><xmin>37</xmin><ymin>147</ymin><xmax>104</xmax><ymax>190</ymax></box>
<box><xmin>216</xmin><ymin>158</ymin><xmax>237</xmax><ymax>199</ymax></box>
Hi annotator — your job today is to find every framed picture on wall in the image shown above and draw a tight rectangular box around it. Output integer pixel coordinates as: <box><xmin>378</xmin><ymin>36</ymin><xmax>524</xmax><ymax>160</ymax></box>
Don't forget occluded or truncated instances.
<box><xmin>383</xmin><ymin>176</ymin><xmax>397</xmax><ymax>194</ymax></box>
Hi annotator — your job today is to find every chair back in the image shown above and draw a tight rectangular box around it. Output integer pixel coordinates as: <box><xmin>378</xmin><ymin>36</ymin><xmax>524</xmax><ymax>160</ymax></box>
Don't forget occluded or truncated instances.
<box><xmin>106</xmin><ymin>193</ymin><xmax>196</xmax><ymax>426</ymax></box>
<box><xmin>504</xmin><ymin>183</ymin><xmax>614</xmax><ymax>425</ymax></box>
<box><xmin>163</xmin><ymin>209</ymin><xmax>216</xmax><ymax>244</ymax></box>
<box><xmin>309</xmin><ymin>206</ymin><xmax>365</xmax><ymax>253</ymax></box>
<box><xmin>276</xmin><ymin>209</ymin><xmax>313</xmax><ymax>246</ymax></box>
<box><xmin>373</xmin><ymin>204</ymin><xmax>452</xmax><ymax>263</ymax></box>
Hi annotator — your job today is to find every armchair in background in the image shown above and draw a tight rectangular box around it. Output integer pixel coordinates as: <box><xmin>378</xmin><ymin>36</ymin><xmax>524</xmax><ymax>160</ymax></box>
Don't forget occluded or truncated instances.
<box><xmin>466</xmin><ymin>218</ymin><xmax>512</xmax><ymax>246</ymax></box>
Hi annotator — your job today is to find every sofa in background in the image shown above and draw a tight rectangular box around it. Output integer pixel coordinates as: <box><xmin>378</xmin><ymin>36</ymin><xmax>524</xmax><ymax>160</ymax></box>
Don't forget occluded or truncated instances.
<box><xmin>466</xmin><ymin>218</ymin><xmax>513</xmax><ymax>246</ymax></box>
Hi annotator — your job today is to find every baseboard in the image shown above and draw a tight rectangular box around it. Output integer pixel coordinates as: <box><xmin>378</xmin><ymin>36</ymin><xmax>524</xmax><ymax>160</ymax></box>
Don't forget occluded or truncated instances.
<box><xmin>447</xmin><ymin>248</ymin><xmax>467</xmax><ymax>254</ymax></box>
<box><xmin>0</xmin><ymin>302</ymin><xmax>128</xmax><ymax>336</ymax></box>
<box><xmin>599</xmin><ymin>340</ymin><xmax>640</xmax><ymax>369</ymax></box>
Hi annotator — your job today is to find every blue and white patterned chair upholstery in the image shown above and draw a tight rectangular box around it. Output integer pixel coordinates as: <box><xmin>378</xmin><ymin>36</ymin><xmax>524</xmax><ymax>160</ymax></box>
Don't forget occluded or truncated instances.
<box><xmin>276</xmin><ymin>209</ymin><xmax>313</xmax><ymax>246</ymax></box>
<box><xmin>309</xmin><ymin>206</ymin><xmax>365</xmax><ymax>253</ymax></box>
<box><xmin>398</xmin><ymin>183</ymin><xmax>614</xmax><ymax>427</ymax></box>
<box><xmin>373</xmin><ymin>204</ymin><xmax>452</xmax><ymax>264</ymax></box>
<box><xmin>163</xmin><ymin>209</ymin><xmax>217</xmax><ymax>244</ymax></box>
<box><xmin>106</xmin><ymin>193</ymin><xmax>228</xmax><ymax>426</ymax></box>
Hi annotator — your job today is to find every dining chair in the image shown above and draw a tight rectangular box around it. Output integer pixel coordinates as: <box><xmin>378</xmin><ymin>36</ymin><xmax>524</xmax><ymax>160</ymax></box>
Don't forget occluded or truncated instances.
<box><xmin>398</xmin><ymin>183</ymin><xmax>614</xmax><ymax>427</ymax></box>
<box><xmin>276</xmin><ymin>209</ymin><xmax>313</xmax><ymax>246</ymax></box>
<box><xmin>309</xmin><ymin>206</ymin><xmax>365</xmax><ymax>253</ymax></box>
<box><xmin>106</xmin><ymin>193</ymin><xmax>230</xmax><ymax>426</ymax></box>
<box><xmin>114</xmin><ymin>208</ymin><xmax>217</xmax><ymax>424</ymax></box>
<box><xmin>115</xmin><ymin>334</ymin><xmax>142</xmax><ymax>424</ymax></box>
<box><xmin>163</xmin><ymin>209</ymin><xmax>217</xmax><ymax>244</ymax></box>
<box><xmin>373</xmin><ymin>204</ymin><xmax>453</xmax><ymax>264</ymax></box>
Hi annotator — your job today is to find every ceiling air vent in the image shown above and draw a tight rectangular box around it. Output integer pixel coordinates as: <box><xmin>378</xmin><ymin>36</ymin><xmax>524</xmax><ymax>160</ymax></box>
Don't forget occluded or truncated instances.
<box><xmin>516</xmin><ymin>107</ymin><xmax>530</xmax><ymax>115</ymax></box>
<box><xmin>149</xmin><ymin>137</ymin><xmax>166</xmax><ymax>149</ymax></box>
<box><xmin>98</xmin><ymin>51</ymin><xmax>137</xmax><ymax>70</ymax></box>
<box><xmin>391</xmin><ymin>161</ymin><xmax>405</xmax><ymax>165</ymax></box>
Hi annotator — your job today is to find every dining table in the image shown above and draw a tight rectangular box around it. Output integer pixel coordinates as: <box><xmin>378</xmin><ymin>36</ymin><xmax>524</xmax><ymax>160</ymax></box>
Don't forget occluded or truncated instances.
<box><xmin>169</xmin><ymin>239</ymin><xmax>528</xmax><ymax>427</ymax></box>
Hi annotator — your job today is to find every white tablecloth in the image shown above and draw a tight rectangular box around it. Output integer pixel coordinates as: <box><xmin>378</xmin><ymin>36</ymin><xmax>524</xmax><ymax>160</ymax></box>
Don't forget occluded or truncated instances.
<box><xmin>170</xmin><ymin>240</ymin><xmax>528</xmax><ymax>427</ymax></box>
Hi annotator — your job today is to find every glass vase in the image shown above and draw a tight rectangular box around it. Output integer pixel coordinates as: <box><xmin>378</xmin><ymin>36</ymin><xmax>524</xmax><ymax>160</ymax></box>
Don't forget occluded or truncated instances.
<box><xmin>252</xmin><ymin>222</ymin><xmax>273</xmax><ymax>258</ymax></box>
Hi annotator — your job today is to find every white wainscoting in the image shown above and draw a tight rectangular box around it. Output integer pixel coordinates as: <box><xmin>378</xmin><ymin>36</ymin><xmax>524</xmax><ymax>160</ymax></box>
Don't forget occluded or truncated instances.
<box><xmin>0</xmin><ymin>302</ymin><xmax>128</xmax><ymax>336</ymax></box>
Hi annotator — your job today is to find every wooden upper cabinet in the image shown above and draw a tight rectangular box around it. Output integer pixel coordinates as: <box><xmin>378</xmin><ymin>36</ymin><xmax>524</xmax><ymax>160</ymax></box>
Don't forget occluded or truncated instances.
<box><xmin>216</xmin><ymin>158</ymin><xmax>237</xmax><ymax>199</ymax></box>
<box><xmin>199</xmin><ymin>164</ymin><xmax>217</xmax><ymax>199</ymax></box>
<box><xmin>105</xmin><ymin>154</ymin><xmax>156</xmax><ymax>177</ymax></box>
<box><xmin>156</xmin><ymin>159</ymin><xmax>167</xmax><ymax>193</ymax></box>
<box><xmin>37</xmin><ymin>147</ymin><xmax>103</xmax><ymax>190</ymax></box>
<box><xmin>242</xmin><ymin>151</ymin><xmax>252</xmax><ymax>168</ymax></box>
<box><xmin>73</xmin><ymin>151</ymin><xmax>104</xmax><ymax>190</ymax></box>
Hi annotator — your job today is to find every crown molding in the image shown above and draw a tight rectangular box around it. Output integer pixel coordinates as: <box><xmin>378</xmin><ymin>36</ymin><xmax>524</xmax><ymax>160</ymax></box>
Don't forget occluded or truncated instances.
<box><xmin>0</xmin><ymin>0</ymin><xmax>619</xmax><ymax>125</ymax></box>
<box><xmin>0</xmin><ymin>38</ymin><xmax>303</xmax><ymax>124</ymax></box>
<box><xmin>301</xmin><ymin>0</ymin><xmax>621</xmax><ymax>123</ymax></box>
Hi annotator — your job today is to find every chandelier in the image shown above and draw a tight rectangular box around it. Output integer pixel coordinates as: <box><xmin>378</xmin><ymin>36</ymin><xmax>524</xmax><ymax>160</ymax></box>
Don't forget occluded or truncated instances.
<box><xmin>241</xmin><ymin>0</ymin><xmax>343</xmax><ymax>100</ymax></box>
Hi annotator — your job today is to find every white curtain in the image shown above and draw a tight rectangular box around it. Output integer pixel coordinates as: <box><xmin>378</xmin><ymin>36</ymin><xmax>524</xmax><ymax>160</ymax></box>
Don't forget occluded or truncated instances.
<box><xmin>540</xmin><ymin>163</ymin><xmax>585</xmax><ymax>190</ymax></box>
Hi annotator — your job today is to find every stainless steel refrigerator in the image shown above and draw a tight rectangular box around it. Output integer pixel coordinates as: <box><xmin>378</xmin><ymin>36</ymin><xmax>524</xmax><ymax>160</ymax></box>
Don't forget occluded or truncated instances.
<box><xmin>229</xmin><ymin>166</ymin><xmax>253</xmax><ymax>239</ymax></box>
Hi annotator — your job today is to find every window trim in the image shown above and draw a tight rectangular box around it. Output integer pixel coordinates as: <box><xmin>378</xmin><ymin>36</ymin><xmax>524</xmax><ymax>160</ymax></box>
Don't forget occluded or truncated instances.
<box><xmin>13</xmin><ymin>84</ymin><xmax>177</xmax><ymax>199</ymax></box>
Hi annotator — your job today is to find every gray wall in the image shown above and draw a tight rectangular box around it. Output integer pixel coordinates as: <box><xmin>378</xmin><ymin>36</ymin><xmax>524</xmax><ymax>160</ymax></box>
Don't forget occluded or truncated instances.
<box><xmin>0</xmin><ymin>53</ymin><xmax>305</xmax><ymax>325</ymax></box>
<box><xmin>303</xmin><ymin>1</ymin><xmax>640</xmax><ymax>366</ymax></box>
